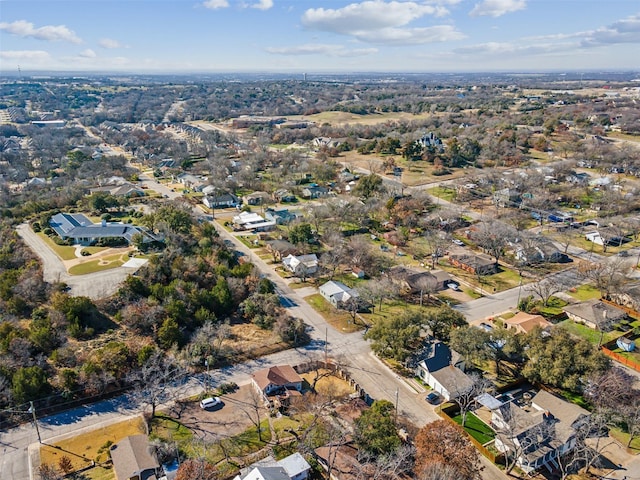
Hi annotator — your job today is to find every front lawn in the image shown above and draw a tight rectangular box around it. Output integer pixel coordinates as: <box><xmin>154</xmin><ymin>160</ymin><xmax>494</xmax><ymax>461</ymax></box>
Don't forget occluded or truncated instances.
<box><xmin>558</xmin><ymin>319</ymin><xmax>623</xmax><ymax>346</ymax></box>
<box><xmin>37</xmin><ymin>232</ymin><xmax>77</xmax><ymax>260</ymax></box>
<box><xmin>452</xmin><ymin>412</ymin><xmax>495</xmax><ymax>445</ymax></box>
<box><xmin>39</xmin><ymin>418</ymin><xmax>144</xmax><ymax>474</ymax></box>
<box><xmin>567</xmin><ymin>284</ymin><xmax>601</xmax><ymax>301</ymax></box>
<box><xmin>304</xmin><ymin>293</ymin><xmax>363</xmax><ymax>333</ymax></box>
<box><xmin>68</xmin><ymin>253</ymin><xmax>129</xmax><ymax>275</ymax></box>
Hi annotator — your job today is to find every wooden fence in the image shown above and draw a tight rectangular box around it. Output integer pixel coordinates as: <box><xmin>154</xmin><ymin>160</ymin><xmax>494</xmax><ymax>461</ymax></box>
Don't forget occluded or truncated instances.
<box><xmin>601</xmin><ymin>345</ymin><xmax>640</xmax><ymax>373</ymax></box>
<box><xmin>436</xmin><ymin>407</ymin><xmax>504</xmax><ymax>464</ymax></box>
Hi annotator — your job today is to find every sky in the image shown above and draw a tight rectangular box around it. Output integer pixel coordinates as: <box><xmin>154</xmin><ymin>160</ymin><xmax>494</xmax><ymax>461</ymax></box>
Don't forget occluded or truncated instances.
<box><xmin>0</xmin><ymin>0</ymin><xmax>639</xmax><ymax>74</ymax></box>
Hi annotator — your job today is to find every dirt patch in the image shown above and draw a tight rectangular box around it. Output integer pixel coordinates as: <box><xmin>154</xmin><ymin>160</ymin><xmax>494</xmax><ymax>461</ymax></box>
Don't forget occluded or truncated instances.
<box><xmin>165</xmin><ymin>384</ymin><xmax>265</xmax><ymax>443</ymax></box>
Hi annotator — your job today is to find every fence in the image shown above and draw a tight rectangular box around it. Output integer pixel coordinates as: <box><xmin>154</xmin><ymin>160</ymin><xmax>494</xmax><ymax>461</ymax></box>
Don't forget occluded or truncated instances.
<box><xmin>601</xmin><ymin>345</ymin><xmax>640</xmax><ymax>373</ymax></box>
<box><xmin>436</xmin><ymin>406</ymin><xmax>504</xmax><ymax>464</ymax></box>
<box><xmin>294</xmin><ymin>360</ymin><xmax>374</xmax><ymax>405</ymax></box>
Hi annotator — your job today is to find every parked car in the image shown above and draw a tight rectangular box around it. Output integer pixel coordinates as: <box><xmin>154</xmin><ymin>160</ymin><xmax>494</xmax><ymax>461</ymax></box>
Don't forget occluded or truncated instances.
<box><xmin>200</xmin><ymin>397</ymin><xmax>223</xmax><ymax>410</ymax></box>
<box><xmin>425</xmin><ymin>392</ymin><xmax>441</xmax><ymax>404</ymax></box>
<box><xmin>452</xmin><ymin>239</ymin><xmax>465</xmax><ymax>246</ymax></box>
<box><xmin>447</xmin><ymin>282</ymin><xmax>460</xmax><ymax>291</ymax></box>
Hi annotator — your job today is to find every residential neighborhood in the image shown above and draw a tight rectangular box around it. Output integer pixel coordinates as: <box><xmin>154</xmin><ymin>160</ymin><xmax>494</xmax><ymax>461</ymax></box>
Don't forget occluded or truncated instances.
<box><xmin>1</xmin><ymin>70</ymin><xmax>640</xmax><ymax>480</ymax></box>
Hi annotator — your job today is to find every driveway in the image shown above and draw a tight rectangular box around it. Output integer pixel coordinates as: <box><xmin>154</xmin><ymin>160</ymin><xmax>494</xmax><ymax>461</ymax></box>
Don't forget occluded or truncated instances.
<box><xmin>15</xmin><ymin>223</ymin><xmax>142</xmax><ymax>300</ymax></box>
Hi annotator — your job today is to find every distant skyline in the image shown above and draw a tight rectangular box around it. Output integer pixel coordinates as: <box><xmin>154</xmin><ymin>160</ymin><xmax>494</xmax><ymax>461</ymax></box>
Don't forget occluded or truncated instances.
<box><xmin>1</xmin><ymin>0</ymin><xmax>639</xmax><ymax>74</ymax></box>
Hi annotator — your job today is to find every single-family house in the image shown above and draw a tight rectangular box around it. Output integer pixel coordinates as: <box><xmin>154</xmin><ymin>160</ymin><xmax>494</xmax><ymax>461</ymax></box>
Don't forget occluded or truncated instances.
<box><xmin>314</xmin><ymin>443</ymin><xmax>366</xmax><ymax>480</ymax></box>
<box><xmin>515</xmin><ymin>243</ymin><xmax>571</xmax><ymax>265</ymax></box>
<box><xmin>566</xmin><ymin>172</ymin><xmax>591</xmax><ymax>184</ymax></box>
<box><xmin>90</xmin><ymin>182</ymin><xmax>145</xmax><ymax>197</ymax></box>
<box><xmin>319</xmin><ymin>281</ymin><xmax>358</xmax><ymax>308</ymax></box>
<box><xmin>244</xmin><ymin>191</ymin><xmax>272</xmax><ymax>206</ymax></box>
<box><xmin>503</xmin><ymin>312</ymin><xmax>552</xmax><ymax>335</ymax></box>
<box><xmin>610</xmin><ymin>282</ymin><xmax>640</xmax><ymax>312</ymax></box>
<box><xmin>266</xmin><ymin>240</ymin><xmax>298</xmax><ymax>261</ymax></box>
<box><xmin>585</xmin><ymin>228</ymin><xmax>630</xmax><ymax>247</ymax></box>
<box><xmin>564</xmin><ymin>299</ymin><xmax>627</xmax><ymax>330</ymax></box>
<box><xmin>302</xmin><ymin>185</ymin><xmax>329</xmax><ymax>199</ymax></box>
<box><xmin>233</xmin><ymin>212</ymin><xmax>276</xmax><ymax>232</ymax></box>
<box><xmin>234</xmin><ymin>453</ymin><xmax>311</xmax><ymax>480</ymax></box>
<box><xmin>414</xmin><ymin>339</ymin><xmax>474</xmax><ymax>401</ymax></box>
<box><xmin>273</xmin><ymin>189</ymin><xmax>297</xmax><ymax>203</ymax></box>
<box><xmin>492</xmin><ymin>390</ymin><xmax>591</xmax><ymax>474</ymax></box>
<box><xmin>110</xmin><ymin>435</ymin><xmax>160</xmax><ymax>480</ymax></box>
<box><xmin>282</xmin><ymin>254</ymin><xmax>318</xmax><ymax>277</ymax></box>
<box><xmin>49</xmin><ymin>213</ymin><xmax>154</xmax><ymax>246</ymax></box>
<box><xmin>449</xmin><ymin>254</ymin><xmax>498</xmax><ymax>276</ymax></box>
<box><xmin>252</xmin><ymin>365</ymin><xmax>303</xmax><ymax>406</ymax></box>
<box><xmin>175</xmin><ymin>173</ymin><xmax>205</xmax><ymax>190</ymax></box>
<box><xmin>493</xmin><ymin>188</ymin><xmax>522</xmax><ymax>208</ymax></box>
<box><xmin>265</xmin><ymin>208</ymin><xmax>299</xmax><ymax>225</ymax></box>
<box><xmin>387</xmin><ymin>266</ymin><xmax>451</xmax><ymax>294</ymax></box>
<box><xmin>203</xmin><ymin>193</ymin><xmax>240</xmax><ymax>209</ymax></box>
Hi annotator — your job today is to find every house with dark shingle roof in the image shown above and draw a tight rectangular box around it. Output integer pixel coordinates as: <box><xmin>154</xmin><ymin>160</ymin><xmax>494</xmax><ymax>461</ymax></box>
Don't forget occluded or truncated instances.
<box><xmin>414</xmin><ymin>339</ymin><xmax>473</xmax><ymax>401</ymax></box>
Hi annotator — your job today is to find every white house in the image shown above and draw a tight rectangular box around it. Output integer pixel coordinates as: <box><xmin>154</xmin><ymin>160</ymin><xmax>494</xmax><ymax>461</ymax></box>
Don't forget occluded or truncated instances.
<box><xmin>492</xmin><ymin>390</ymin><xmax>590</xmax><ymax>474</ymax></box>
<box><xmin>414</xmin><ymin>339</ymin><xmax>473</xmax><ymax>401</ymax></box>
<box><xmin>232</xmin><ymin>211</ymin><xmax>276</xmax><ymax>232</ymax></box>
<box><xmin>234</xmin><ymin>453</ymin><xmax>311</xmax><ymax>480</ymax></box>
<box><xmin>319</xmin><ymin>281</ymin><xmax>357</xmax><ymax>308</ymax></box>
<box><xmin>282</xmin><ymin>254</ymin><xmax>318</xmax><ymax>277</ymax></box>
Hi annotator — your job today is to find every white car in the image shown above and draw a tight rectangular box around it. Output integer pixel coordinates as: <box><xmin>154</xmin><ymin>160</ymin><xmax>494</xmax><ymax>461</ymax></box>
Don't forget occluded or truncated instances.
<box><xmin>447</xmin><ymin>283</ymin><xmax>460</xmax><ymax>291</ymax></box>
<box><xmin>452</xmin><ymin>239</ymin><xmax>465</xmax><ymax>246</ymax></box>
<box><xmin>200</xmin><ymin>397</ymin><xmax>222</xmax><ymax>410</ymax></box>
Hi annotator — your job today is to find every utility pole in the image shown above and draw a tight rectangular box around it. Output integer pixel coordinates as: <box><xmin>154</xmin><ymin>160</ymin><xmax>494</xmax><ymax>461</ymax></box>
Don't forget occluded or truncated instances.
<box><xmin>394</xmin><ymin>388</ymin><xmax>399</xmax><ymax>422</ymax></box>
<box><xmin>204</xmin><ymin>359</ymin><xmax>210</xmax><ymax>393</ymax></box>
<box><xmin>29</xmin><ymin>401</ymin><xmax>42</xmax><ymax>443</ymax></box>
<box><xmin>324</xmin><ymin>327</ymin><xmax>328</xmax><ymax>365</ymax></box>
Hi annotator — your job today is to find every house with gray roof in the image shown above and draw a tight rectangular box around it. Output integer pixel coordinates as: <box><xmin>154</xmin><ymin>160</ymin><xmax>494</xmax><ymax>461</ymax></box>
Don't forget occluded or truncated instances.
<box><xmin>493</xmin><ymin>390</ymin><xmax>591</xmax><ymax>474</ymax></box>
<box><xmin>110</xmin><ymin>435</ymin><xmax>159</xmax><ymax>480</ymax></box>
<box><xmin>49</xmin><ymin>213</ymin><xmax>155</xmax><ymax>246</ymax></box>
<box><xmin>234</xmin><ymin>453</ymin><xmax>311</xmax><ymax>480</ymax></box>
<box><xmin>414</xmin><ymin>339</ymin><xmax>473</xmax><ymax>401</ymax></box>
<box><xmin>564</xmin><ymin>299</ymin><xmax>627</xmax><ymax>330</ymax></box>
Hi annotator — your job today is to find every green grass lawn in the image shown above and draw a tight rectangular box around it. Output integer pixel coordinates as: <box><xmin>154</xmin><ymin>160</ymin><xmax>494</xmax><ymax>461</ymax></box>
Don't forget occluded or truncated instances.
<box><xmin>452</xmin><ymin>412</ymin><xmax>495</xmax><ymax>445</ymax></box>
<box><xmin>37</xmin><ymin>232</ymin><xmax>78</xmax><ymax>260</ymax></box>
<box><xmin>81</xmin><ymin>246</ymin><xmax>109</xmax><ymax>256</ymax></box>
<box><xmin>558</xmin><ymin>319</ymin><xmax>623</xmax><ymax>345</ymax></box>
<box><xmin>68</xmin><ymin>253</ymin><xmax>128</xmax><ymax>275</ymax></box>
<box><xmin>567</xmin><ymin>284</ymin><xmax>601</xmax><ymax>301</ymax></box>
<box><xmin>304</xmin><ymin>293</ymin><xmax>363</xmax><ymax>333</ymax></box>
<box><xmin>428</xmin><ymin>186</ymin><xmax>457</xmax><ymax>202</ymax></box>
<box><xmin>610</xmin><ymin>426</ymin><xmax>640</xmax><ymax>451</ymax></box>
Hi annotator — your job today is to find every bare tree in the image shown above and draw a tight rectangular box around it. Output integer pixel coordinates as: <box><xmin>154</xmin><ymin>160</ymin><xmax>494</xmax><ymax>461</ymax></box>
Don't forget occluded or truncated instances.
<box><xmin>126</xmin><ymin>351</ymin><xmax>187</xmax><ymax>434</ymax></box>
<box><xmin>471</xmin><ymin>221</ymin><xmax>516</xmax><ymax>266</ymax></box>
<box><xmin>526</xmin><ymin>276</ymin><xmax>569</xmax><ymax>307</ymax></box>
<box><xmin>452</xmin><ymin>373</ymin><xmax>493</xmax><ymax>428</ymax></box>
<box><xmin>239</xmin><ymin>386</ymin><xmax>267</xmax><ymax>442</ymax></box>
<box><xmin>577</xmin><ymin>257</ymin><xmax>629</xmax><ymax>298</ymax></box>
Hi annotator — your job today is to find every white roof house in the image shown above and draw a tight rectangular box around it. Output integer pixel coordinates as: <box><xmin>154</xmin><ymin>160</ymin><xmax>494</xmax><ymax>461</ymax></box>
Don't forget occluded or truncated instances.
<box><xmin>319</xmin><ymin>280</ymin><xmax>357</xmax><ymax>307</ymax></box>
<box><xmin>282</xmin><ymin>254</ymin><xmax>318</xmax><ymax>277</ymax></box>
<box><xmin>234</xmin><ymin>452</ymin><xmax>311</xmax><ymax>480</ymax></box>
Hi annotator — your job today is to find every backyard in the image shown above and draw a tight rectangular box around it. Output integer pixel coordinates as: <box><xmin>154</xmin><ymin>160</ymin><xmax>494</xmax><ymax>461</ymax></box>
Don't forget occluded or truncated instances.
<box><xmin>451</xmin><ymin>412</ymin><xmax>496</xmax><ymax>445</ymax></box>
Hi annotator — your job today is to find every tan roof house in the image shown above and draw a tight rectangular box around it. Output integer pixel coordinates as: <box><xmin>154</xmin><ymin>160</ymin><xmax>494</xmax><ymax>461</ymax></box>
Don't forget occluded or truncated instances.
<box><xmin>110</xmin><ymin>435</ymin><xmax>160</xmax><ymax>480</ymax></box>
<box><xmin>252</xmin><ymin>365</ymin><xmax>303</xmax><ymax>398</ymax></box>
<box><xmin>503</xmin><ymin>312</ymin><xmax>552</xmax><ymax>334</ymax></box>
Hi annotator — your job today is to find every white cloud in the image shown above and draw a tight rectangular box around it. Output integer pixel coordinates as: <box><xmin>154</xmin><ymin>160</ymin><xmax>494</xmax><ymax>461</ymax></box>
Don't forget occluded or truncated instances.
<box><xmin>78</xmin><ymin>49</ymin><xmax>97</xmax><ymax>58</ymax></box>
<box><xmin>469</xmin><ymin>0</ymin><xmax>526</xmax><ymax>18</ymax></box>
<box><xmin>580</xmin><ymin>14</ymin><xmax>640</xmax><ymax>46</ymax></box>
<box><xmin>266</xmin><ymin>43</ymin><xmax>377</xmax><ymax>57</ymax></box>
<box><xmin>0</xmin><ymin>50</ymin><xmax>51</xmax><ymax>61</ymax></box>
<box><xmin>99</xmin><ymin>38</ymin><xmax>124</xmax><ymax>49</ymax></box>
<box><xmin>202</xmin><ymin>0</ymin><xmax>229</xmax><ymax>9</ymax></box>
<box><xmin>0</xmin><ymin>20</ymin><xmax>82</xmax><ymax>43</ymax></box>
<box><xmin>301</xmin><ymin>0</ymin><xmax>459</xmax><ymax>45</ymax></box>
<box><xmin>251</xmin><ymin>0</ymin><xmax>273</xmax><ymax>10</ymax></box>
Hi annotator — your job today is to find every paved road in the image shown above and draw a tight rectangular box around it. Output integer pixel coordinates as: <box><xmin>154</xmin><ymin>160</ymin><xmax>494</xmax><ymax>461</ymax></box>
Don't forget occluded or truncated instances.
<box><xmin>15</xmin><ymin>224</ymin><xmax>141</xmax><ymax>300</ymax></box>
